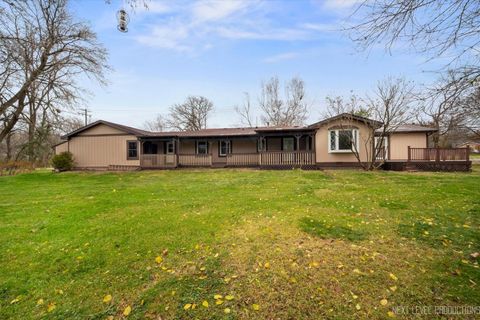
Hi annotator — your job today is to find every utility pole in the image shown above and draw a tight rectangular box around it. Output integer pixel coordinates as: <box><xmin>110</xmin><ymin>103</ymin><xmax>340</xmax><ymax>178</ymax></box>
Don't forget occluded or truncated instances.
<box><xmin>79</xmin><ymin>108</ymin><xmax>90</xmax><ymax>126</ymax></box>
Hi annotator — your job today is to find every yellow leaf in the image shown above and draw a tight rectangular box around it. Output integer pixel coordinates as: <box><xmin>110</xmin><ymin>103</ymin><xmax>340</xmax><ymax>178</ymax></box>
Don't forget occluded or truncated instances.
<box><xmin>224</xmin><ymin>308</ymin><xmax>231</xmax><ymax>314</ymax></box>
<box><xmin>389</xmin><ymin>273</ymin><xmax>398</xmax><ymax>281</ymax></box>
<box><xmin>202</xmin><ymin>300</ymin><xmax>209</xmax><ymax>308</ymax></box>
<box><xmin>215</xmin><ymin>299</ymin><xmax>224</xmax><ymax>305</ymax></box>
<box><xmin>37</xmin><ymin>299</ymin><xmax>44</xmax><ymax>306</ymax></box>
<box><xmin>264</xmin><ymin>262</ymin><xmax>270</xmax><ymax>269</ymax></box>
<box><xmin>380</xmin><ymin>299</ymin><xmax>388</xmax><ymax>306</ymax></box>
<box><xmin>387</xmin><ymin>311</ymin><xmax>396</xmax><ymax>317</ymax></box>
<box><xmin>353</xmin><ymin>268</ymin><xmax>361</xmax><ymax>274</ymax></box>
<box><xmin>225</xmin><ymin>295</ymin><xmax>234</xmax><ymax>301</ymax></box>
<box><xmin>355</xmin><ymin>303</ymin><xmax>361</xmax><ymax>310</ymax></box>
<box><xmin>103</xmin><ymin>295</ymin><xmax>112</xmax><ymax>303</ymax></box>
<box><xmin>155</xmin><ymin>256</ymin><xmax>163</xmax><ymax>264</ymax></box>
<box><xmin>214</xmin><ymin>294</ymin><xmax>223</xmax><ymax>300</ymax></box>
<box><xmin>252</xmin><ymin>304</ymin><xmax>260</xmax><ymax>311</ymax></box>
<box><xmin>200</xmin><ymin>267</ymin><xmax>206</xmax><ymax>271</ymax></box>
<box><xmin>107</xmin><ymin>316</ymin><xmax>114</xmax><ymax>320</ymax></box>
<box><xmin>10</xmin><ymin>297</ymin><xmax>20</xmax><ymax>304</ymax></box>
<box><xmin>389</xmin><ymin>286</ymin><xmax>397</xmax><ymax>292</ymax></box>
<box><xmin>192</xmin><ymin>304</ymin><xmax>197</xmax><ymax>309</ymax></box>
<box><xmin>183</xmin><ymin>303</ymin><xmax>192</xmax><ymax>310</ymax></box>
<box><xmin>123</xmin><ymin>305</ymin><xmax>132</xmax><ymax>316</ymax></box>
<box><xmin>47</xmin><ymin>302</ymin><xmax>56</xmax><ymax>312</ymax></box>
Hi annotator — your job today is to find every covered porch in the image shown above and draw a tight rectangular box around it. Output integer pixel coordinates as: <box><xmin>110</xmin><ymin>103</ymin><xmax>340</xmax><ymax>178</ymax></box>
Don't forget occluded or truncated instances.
<box><xmin>138</xmin><ymin>129</ymin><xmax>316</xmax><ymax>169</ymax></box>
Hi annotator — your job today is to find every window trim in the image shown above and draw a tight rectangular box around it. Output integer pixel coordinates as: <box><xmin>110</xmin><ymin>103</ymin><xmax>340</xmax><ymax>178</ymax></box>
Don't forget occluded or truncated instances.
<box><xmin>218</xmin><ymin>140</ymin><xmax>231</xmax><ymax>157</ymax></box>
<box><xmin>166</xmin><ymin>141</ymin><xmax>175</xmax><ymax>154</ymax></box>
<box><xmin>127</xmin><ymin>140</ymin><xmax>139</xmax><ymax>160</ymax></box>
<box><xmin>374</xmin><ymin>136</ymin><xmax>389</xmax><ymax>160</ymax></box>
<box><xmin>196</xmin><ymin>140</ymin><xmax>209</xmax><ymax>155</ymax></box>
<box><xmin>328</xmin><ymin>129</ymin><xmax>359</xmax><ymax>153</ymax></box>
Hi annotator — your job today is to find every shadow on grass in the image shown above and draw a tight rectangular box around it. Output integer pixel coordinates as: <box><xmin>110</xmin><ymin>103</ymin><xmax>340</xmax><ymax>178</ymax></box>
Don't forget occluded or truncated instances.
<box><xmin>299</xmin><ymin>217</ymin><xmax>368</xmax><ymax>241</ymax></box>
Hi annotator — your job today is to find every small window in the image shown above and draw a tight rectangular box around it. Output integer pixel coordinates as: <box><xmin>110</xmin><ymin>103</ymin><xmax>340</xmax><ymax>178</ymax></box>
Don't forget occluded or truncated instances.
<box><xmin>258</xmin><ymin>137</ymin><xmax>266</xmax><ymax>152</ymax></box>
<box><xmin>328</xmin><ymin>129</ymin><xmax>358</xmax><ymax>152</ymax></box>
<box><xmin>282</xmin><ymin>137</ymin><xmax>295</xmax><ymax>151</ymax></box>
<box><xmin>219</xmin><ymin>140</ymin><xmax>231</xmax><ymax>157</ymax></box>
<box><xmin>166</xmin><ymin>141</ymin><xmax>174</xmax><ymax>154</ymax></box>
<box><xmin>196</xmin><ymin>141</ymin><xmax>208</xmax><ymax>154</ymax></box>
<box><xmin>127</xmin><ymin>141</ymin><xmax>138</xmax><ymax>159</ymax></box>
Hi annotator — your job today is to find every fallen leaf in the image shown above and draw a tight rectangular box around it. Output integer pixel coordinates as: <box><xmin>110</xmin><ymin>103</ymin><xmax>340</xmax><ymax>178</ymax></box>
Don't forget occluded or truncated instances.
<box><xmin>225</xmin><ymin>295</ymin><xmax>234</xmax><ymax>301</ymax></box>
<box><xmin>215</xmin><ymin>299</ymin><xmax>224</xmax><ymax>305</ymax></box>
<box><xmin>37</xmin><ymin>299</ymin><xmax>44</xmax><ymax>306</ymax></box>
<box><xmin>214</xmin><ymin>294</ymin><xmax>223</xmax><ymax>300</ymax></box>
<box><xmin>47</xmin><ymin>302</ymin><xmax>56</xmax><ymax>312</ymax></box>
<box><xmin>10</xmin><ymin>297</ymin><xmax>21</xmax><ymax>304</ymax></box>
<box><xmin>471</xmin><ymin>252</ymin><xmax>479</xmax><ymax>259</ymax></box>
<box><xmin>252</xmin><ymin>304</ymin><xmax>260</xmax><ymax>311</ymax></box>
<box><xmin>155</xmin><ymin>256</ymin><xmax>163</xmax><ymax>264</ymax></box>
<box><xmin>123</xmin><ymin>305</ymin><xmax>132</xmax><ymax>316</ymax></box>
<box><xmin>389</xmin><ymin>273</ymin><xmax>398</xmax><ymax>281</ymax></box>
<box><xmin>264</xmin><ymin>262</ymin><xmax>270</xmax><ymax>269</ymax></box>
<box><xmin>389</xmin><ymin>286</ymin><xmax>397</xmax><ymax>292</ymax></box>
<box><xmin>387</xmin><ymin>311</ymin><xmax>396</xmax><ymax>317</ymax></box>
<box><xmin>355</xmin><ymin>303</ymin><xmax>361</xmax><ymax>310</ymax></box>
<box><xmin>380</xmin><ymin>299</ymin><xmax>388</xmax><ymax>306</ymax></box>
<box><xmin>224</xmin><ymin>308</ymin><xmax>231</xmax><ymax>314</ymax></box>
<box><xmin>103</xmin><ymin>295</ymin><xmax>112</xmax><ymax>303</ymax></box>
<box><xmin>202</xmin><ymin>300</ymin><xmax>209</xmax><ymax>308</ymax></box>
<box><xmin>183</xmin><ymin>303</ymin><xmax>192</xmax><ymax>310</ymax></box>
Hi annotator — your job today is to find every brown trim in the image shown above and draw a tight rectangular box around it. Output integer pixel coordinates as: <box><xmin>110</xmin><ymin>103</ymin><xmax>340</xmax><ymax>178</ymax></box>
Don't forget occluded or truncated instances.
<box><xmin>127</xmin><ymin>140</ymin><xmax>139</xmax><ymax>160</ymax></box>
<box><xmin>76</xmin><ymin>133</ymin><xmax>135</xmax><ymax>137</ymax></box>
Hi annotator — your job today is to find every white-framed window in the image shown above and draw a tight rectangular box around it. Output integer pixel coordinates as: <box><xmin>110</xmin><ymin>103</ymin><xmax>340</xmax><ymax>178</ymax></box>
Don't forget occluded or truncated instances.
<box><xmin>374</xmin><ymin>136</ymin><xmax>388</xmax><ymax>160</ymax></box>
<box><xmin>166</xmin><ymin>141</ymin><xmax>175</xmax><ymax>154</ymax></box>
<box><xmin>219</xmin><ymin>140</ymin><xmax>231</xmax><ymax>156</ymax></box>
<box><xmin>282</xmin><ymin>137</ymin><xmax>295</xmax><ymax>151</ymax></box>
<box><xmin>328</xmin><ymin>129</ymin><xmax>359</xmax><ymax>153</ymax></box>
<box><xmin>196</xmin><ymin>141</ymin><xmax>208</xmax><ymax>154</ymax></box>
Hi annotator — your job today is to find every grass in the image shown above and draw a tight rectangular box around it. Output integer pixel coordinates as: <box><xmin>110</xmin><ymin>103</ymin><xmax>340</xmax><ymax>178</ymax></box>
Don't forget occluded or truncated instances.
<box><xmin>0</xmin><ymin>168</ymin><xmax>479</xmax><ymax>319</ymax></box>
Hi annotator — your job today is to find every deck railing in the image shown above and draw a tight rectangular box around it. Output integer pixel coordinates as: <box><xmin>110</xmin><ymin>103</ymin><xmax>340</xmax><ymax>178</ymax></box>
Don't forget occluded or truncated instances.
<box><xmin>140</xmin><ymin>154</ymin><xmax>177</xmax><ymax>168</ymax></box>
<box><xmin>260</xmin><ymin>151</ymin><xmax>315</xmax><ymax>166</ymax></box>
<box><xmin>408</xmin><ymin>146</ymin><xmax>470</xmax><ymax>162</ymax></box>
<box><xmin>226</xmin><ymin>153</ymin><xmax>259</xmax><ymax>166</ymax></box>
<box><xmin>178</xmin><ymin>154</ymin><xmax>212</xmax><ymax>166</ymax></box>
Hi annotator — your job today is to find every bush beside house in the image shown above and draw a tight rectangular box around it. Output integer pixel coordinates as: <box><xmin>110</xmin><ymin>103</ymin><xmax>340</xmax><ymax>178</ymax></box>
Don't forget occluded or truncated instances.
<box><xmin>51</xmin><ymin>152</ymin><xmax>74</xmax><ymax>172</ymax></box>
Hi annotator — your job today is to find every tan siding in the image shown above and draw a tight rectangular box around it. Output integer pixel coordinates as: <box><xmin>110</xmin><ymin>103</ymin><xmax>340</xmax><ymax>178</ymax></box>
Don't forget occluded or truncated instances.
<box><xmin>232</xmin><ymin>139</ymin><xmax>256</xmax><ymax>153</ymax></box>
<box><xmin>54</xmin><ymin>141</ymin><xmax>68</xmax><ymax>154</ymax></box>
<box><xmin>68</xmin><ymin>135</ymin><xmax>140</xmax><ymax>167</ymax></box>
<box><xmin>315</xmin><ymin>119</ymin><xmax>373</xmax><ymax>163</ymax></box>
<box><xmin>389</xmin><ymin>132</ymin><xmax>427</xmax><ymax>160</ymax></box>
<box><xmin>78</xmin><ymin>123</ymin><xmax>126</xmax><ymax>135</ymax></box>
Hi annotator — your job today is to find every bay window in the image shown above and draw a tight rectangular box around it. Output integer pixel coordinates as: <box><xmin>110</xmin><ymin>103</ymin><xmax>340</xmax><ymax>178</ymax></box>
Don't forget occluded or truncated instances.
<box><xmin>328</xmin><ymin>129</ymin><xmax>359</xmax><ymax>153</ymax></box>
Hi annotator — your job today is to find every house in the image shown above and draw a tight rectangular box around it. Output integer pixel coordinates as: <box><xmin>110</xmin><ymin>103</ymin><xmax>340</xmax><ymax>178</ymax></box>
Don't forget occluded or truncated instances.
<box><xmin>54</xmin><ymin>113</ymin><xmax>471</xmax><ymax>171</ymax></box>
<box><xmin>456</xmin><ymin>141</ymin><xmax>480</xmax><ymax>153</ymax></box>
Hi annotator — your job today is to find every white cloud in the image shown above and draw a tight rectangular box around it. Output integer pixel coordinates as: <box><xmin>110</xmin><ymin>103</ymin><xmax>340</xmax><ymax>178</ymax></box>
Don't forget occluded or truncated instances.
<box><xmin>134</xmin><ymin>0</ymin><xmax>334</xmax><ymax>51</ymax></box>
<box><xmin>322</xmin><ymin>0</ymin><xmax>361</xmax><ymax>10</ymax></box>
<box><xmin>192</xmin><ymin>0</ymin><xmax>251</xmax><ymax>22</ymax></box>
<box><xmin>263</xmin><ymin>52</ymin><xmax>299</xmax><ymax>63</ymax></box>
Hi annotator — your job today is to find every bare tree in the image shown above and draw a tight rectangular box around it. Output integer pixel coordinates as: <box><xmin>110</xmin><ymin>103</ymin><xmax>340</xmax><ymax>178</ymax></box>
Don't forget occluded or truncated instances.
<box><xmin>259</xmin><ymin>76</ymin><xmax>309</xmax><ymax>126</ymax></box>
<box><xmin>144</xmin><ymin>114</ymin><xmax>167</xmax><ymax>132</ymax></box>
<box><xmin>349</xmin><ymin>0</ymin><xmax>480</xmax><ymax>115</ymax></box>
<box><xmin>0</xmin><ymin>0</ymin><xmax>109</xmax><ymax>145</ymax></box>
<box><xmin>326</xmin><ymin>78</ymin><xmax>415</xmax><ymax>170</ymax></box>
<box><xmin>234</xmin><ymin>92</ymin><xmax>254</xmax><ymax>127</ymax></box>
<box><xmin>168</xmin><ymin>96</ymin><xmax>214</xmax><ymax>131</ymax></box>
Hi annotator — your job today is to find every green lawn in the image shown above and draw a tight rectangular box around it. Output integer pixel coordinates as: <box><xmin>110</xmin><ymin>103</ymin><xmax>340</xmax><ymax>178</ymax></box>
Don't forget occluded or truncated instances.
<box><xmin>1</xmin><ymin>168</ymin><xmax>479</xmax><ymax>319</ymax></box>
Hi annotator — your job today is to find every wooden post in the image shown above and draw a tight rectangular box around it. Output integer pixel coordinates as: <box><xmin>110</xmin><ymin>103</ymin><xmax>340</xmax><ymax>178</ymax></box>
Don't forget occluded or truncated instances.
<box><xmin>407</xmin><ymin>146</ymin><xmax>411</xmax><ymax>162</ymax></box>
<box><xmin>466</xmin><ymin>145</ymin><xmax>470</xmax><ymax>162</ymax></box>
<box><xmin>435</xmin><ymin>147</ymin><xmax>440</xmax><ymax>162</ymax></box>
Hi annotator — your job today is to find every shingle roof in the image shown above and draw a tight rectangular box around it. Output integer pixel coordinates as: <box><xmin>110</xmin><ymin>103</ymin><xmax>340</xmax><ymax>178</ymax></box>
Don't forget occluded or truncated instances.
<box><xmin>376</xmin><ymin>124</ymin><xmax>437</xmax><ymax>133</ymax></box>
<box><xmin>61</xmin><ymin>120</ymin><xmax>150</xmax><ymax>139</ymax></box>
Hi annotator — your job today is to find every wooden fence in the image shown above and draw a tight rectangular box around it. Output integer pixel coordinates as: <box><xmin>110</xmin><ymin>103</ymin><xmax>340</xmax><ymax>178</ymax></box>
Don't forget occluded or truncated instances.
<box><xmin>178</xmin><ymin>154</ymin><xmax>212</xmax><ymax>167</ymax></box>
<box><xmin>260</xmin><ymin>151</ymin><xmax>315</xmax><ymax>166</ymax></box>
<box><xmin>226</xmin><ymin>153</ymin><xmax>259</xmax><ymax>166</ymax></box>
<box><xmin>140</xmin><ymin>154</ymin><xmax>177</xmax><ymax>168</ymax></box>
<box><xmin>408</xmin><ymin>146</ymin><xmax>470</xmax><ymax>162</ymax></box>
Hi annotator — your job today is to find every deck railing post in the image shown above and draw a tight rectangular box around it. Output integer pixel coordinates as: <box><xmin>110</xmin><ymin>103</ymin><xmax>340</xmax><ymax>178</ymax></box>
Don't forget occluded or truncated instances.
<box><xmin>466</xmin><ymin>145</ymin><xmax>470</xmax><ymax>162</ymax></box>
<box><xmin>435</xmin><ymin>148</ymin><xmax>440</xmax><ymax>162</ymax></box>
<box><xmin>407</xmin><ymin>146</ymin><xmax>411</xmax><ymax>162</ymax></box>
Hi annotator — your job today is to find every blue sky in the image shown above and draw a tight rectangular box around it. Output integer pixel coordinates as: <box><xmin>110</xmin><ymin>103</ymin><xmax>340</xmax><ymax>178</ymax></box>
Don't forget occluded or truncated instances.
<box><xmin>71</xmin><ymin>0</ymin><xmax>441</xmax><ymax>129</ymax></box>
